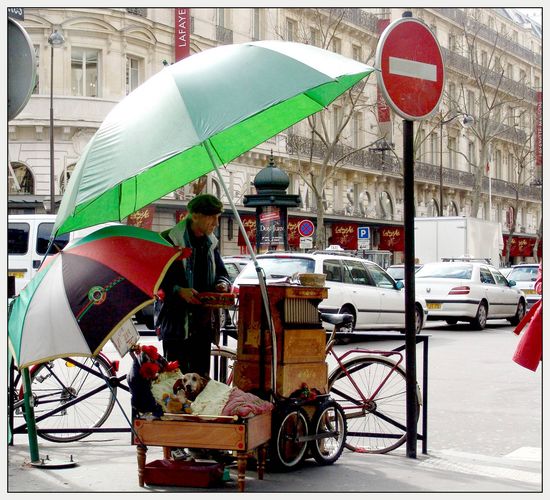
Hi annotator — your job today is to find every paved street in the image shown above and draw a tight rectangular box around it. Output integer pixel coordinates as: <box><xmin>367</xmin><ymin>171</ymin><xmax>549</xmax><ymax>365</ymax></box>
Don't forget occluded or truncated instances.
<box><xmin>6</xmin><ymin>320</ymin><xmax>542</xmax><ymax>494</ymax></box>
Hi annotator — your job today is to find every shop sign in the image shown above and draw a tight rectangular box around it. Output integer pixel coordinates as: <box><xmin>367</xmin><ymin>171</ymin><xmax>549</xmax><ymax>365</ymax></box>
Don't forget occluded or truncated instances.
<box><xmin>238</xmin><ymin>215</ymin><xmax>257</xmax><ymax>247</ymax></box>
<box><xmin>379</xmin><ymin>226</ymin><xmax>405</xmax><ymax>251</ymax></box>
<box><xmin>174</xmin><ymin>8</ymin><xmax>190</xmax><ymax>61</ymax></box>
<box><xmin>331</xmin><ymin>223</ymin><xmax>358</xmax><ymax>250</ymax></box>
<box><xmin>127</xmin><ymin>205</ymin><xmax>155</xmax><ymax>229</ymax></box>
<box><xmin>503</xmin><ymin>235</ymin><xmax>541</xmax><ymax>258</ymax></box>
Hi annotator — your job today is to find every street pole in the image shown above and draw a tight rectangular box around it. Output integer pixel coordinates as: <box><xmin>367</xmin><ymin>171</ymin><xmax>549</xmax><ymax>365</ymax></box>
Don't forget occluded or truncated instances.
<box><xmin>49</xmin><ymin>43</ymin><xmax>55</xmax><ymax>214</ymax></box>
<box><xmin>439</xmin><ymin>120</ymin><xmax>443</xmax><ymax>215</ymax></box>
<box><xmin>403</xmin><ymin>119</ymin><xmax>417</xmax><ymax>458</ymax></box>
<box><xmin>47</xmin><ymin>29</ymin><xmax>64</xmax><ymax>214</ymax></box>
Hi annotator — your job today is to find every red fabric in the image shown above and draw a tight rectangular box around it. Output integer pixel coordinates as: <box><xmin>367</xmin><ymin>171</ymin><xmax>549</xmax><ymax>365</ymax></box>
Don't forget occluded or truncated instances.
<box><xmin>512</xmin><ymin>300</ymin><xmax>542</xmax><ymax>372</ymax></box>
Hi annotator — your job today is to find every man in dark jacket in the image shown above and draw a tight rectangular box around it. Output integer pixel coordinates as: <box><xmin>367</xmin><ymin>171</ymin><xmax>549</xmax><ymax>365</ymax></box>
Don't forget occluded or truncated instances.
<box><xmin>156</xmin><ymin>194</ymin><xmax>230</xmax><ymax>377</ymax></box>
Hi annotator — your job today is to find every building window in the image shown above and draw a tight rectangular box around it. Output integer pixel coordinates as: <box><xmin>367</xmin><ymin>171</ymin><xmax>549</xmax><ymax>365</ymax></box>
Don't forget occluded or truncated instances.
<box><xmin>332</xmin><ymin>104</ymin><xmax>342</xmax><ymax>136</ymax></box>
<box><xmin>430</xmin><ymin>132</ymin><xmax>438</xmax><ymax>165</ymax></box>
<box><xmin>32</xmin><ymin>45</ymin><xmax>40</xmax><ymax>94</ymax></box>
<box><xmin>332</xmin><ymin>37</ymin><xmax>341</xmax><ymax>54</ymax></box>
<box><xmin>448</xmin><ymin>201</ymin><xmax>458</xmax><ymax>216</ymax></box>
<box><xmin>286</xmin><ymin>18</ymin><xmax>296</xmax><ymax>41</ymax></box>
<box><xmin>506</xmin><ymin>63</ymin><xmax>514</xmax><ymax>79</ymax></box>
<box><xmin>352</xmin><ymin>44</ymin><xmax>362</xmax><ymax>61</ymax></box>
<box><xmin>71</xmin><ymin>48</ymin><xmax>100</xmax><ymax>97</ymax></box>
<box><xmin>495</xmin><ymin>149</ymin><xmax>502</xmax><ymax>179</ymax></box>
<box><xmin>466</xmin><ymin>90</ymin><xmax>475</xmax><ymax>115</ymax></box>
<box><xmin>378</xmin><ymin>191</ymin><xmax>393</xmax><ymax>220</ymax></box>
<box><xmin>309</xmin><ymin>27</ymin><xmax>320</xmax><ymax>46</ymax></box>
<box><xmin>481</xmin><ymin>50</ymin><xmax>487</xmax><ymax>67</ymax></box>
<box><xmin>352</xmin><ymin>112</ymin><xmax>362</xmax><ymax>148</ymax></box>
<box><xmin>218</xmin><ymin>8</ymin><xmax>226</xmax><ymax>27</ymax></box>
<box><xmin>507</xmin><ymin>153</ymin><xmax>515</xmax><ymax>182</ymax></box>
<box><xmin>468</xmin><ymin>141</ymin><xmax>476</xmax><ymax>172</ymax></box>
<box><xmin>427</xmin><ymin>198</ymin><xmax>438</xmax><ymax>217</ymax></box>
<box><xmin>448</xmin><ymin>136</ymin><xmax>457</xmax><ymax>169</ymax></box>
<box><xmin>59</xmin><ymin>163</ymin><xmax>76</xmax><ymax>194</ymax></box>
<box><xmin>126</xmin><ymin>56</ymin><xmax>140</xmax><ymax>95</ymax></box>
<box><xmin>9</xmin><ymin>162</ymin><xmax>34</xmax><ymax>194</ymax></box>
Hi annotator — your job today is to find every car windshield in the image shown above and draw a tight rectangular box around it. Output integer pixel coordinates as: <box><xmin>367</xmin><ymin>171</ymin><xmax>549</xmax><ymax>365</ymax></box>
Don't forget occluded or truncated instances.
<box><xmin>239</xmin><ymin>256</ymin><xmax>315</xmax><ymax>279</ymax></box>
<box><xmin>387</xmin><ymin>267</ymin><xmax>404</xmax><ymax>280</ymax></box>
<box><xmin>508</xmin><ymin>267</ymin><xmax>538</xmax><ymax>282</ymax></box>
<box><xmin>415</xmin><ymin>263</ymin><xmax>472</xmax><ymax>280</ymax></box>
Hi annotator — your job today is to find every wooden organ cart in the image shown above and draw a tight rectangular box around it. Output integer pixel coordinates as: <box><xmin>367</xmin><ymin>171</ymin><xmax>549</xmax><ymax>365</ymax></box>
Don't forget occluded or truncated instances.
<box><xmin>234</xmin><ymin>283</ymin><xmax>347</xmax><ymax>469</ymax></box>
<box><xmin>133</xmin><ymin>282</ymin><xmax>347</xmax><ymax>490</ymax></box>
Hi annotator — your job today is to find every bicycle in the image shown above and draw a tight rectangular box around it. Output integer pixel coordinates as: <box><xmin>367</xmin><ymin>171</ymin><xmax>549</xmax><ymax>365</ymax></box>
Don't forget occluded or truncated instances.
<box><xmin>323</xmin><ymin>312</ymin><xmax>421</xmax><ymax>454</ymax></box>
<box><xmin>206</xmin><ymin>315</ymin><xmax>420</xmax><ymax>456</ymax></box>
<box><xmin>9</xmin><ymin>341</ymin><xmax>237</xmax><ymax>444</ymax></box>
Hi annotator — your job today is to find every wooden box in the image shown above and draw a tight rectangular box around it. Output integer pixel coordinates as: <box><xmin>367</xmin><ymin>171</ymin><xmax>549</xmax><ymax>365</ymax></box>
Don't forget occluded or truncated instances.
<box><xmin>234</xmin><ymin>360</ymin><xmax>328</xmax><ymax>397</ymax></box>
<box><xmin>143</xmin><ymin>459</ymin><xmax>223</xmax><ymax>488</ymax></box>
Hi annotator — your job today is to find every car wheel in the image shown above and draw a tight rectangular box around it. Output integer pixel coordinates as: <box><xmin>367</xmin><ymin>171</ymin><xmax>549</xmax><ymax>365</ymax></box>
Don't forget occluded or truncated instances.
<box><xmin>470</xmin><ymin>302</ymin><xmax>488</xmax><ymax>330</ymax></box>
<box><xmin>508</xmin><ymin>300</ymin><xmax>526</xmax><ymax>326</ymax></box>
<box><xmin>414</xmin><ymin>305</ymin><xmax>424</xmax><ymax>335</ymax></box>
<box><xmin>337</xmin><ymin>306</ymin><xmax>355</xmax><ymax>333</ymax></box>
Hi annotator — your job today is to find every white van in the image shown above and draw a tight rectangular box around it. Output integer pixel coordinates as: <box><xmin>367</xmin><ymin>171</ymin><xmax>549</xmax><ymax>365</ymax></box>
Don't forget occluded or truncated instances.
<box><xmin>8</xmin><ymin>214</ymin><xmax>118</xmax><ymax>297</ymax></box>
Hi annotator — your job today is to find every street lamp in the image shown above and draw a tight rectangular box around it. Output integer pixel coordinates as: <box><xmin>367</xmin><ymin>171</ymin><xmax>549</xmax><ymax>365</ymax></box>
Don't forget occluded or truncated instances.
<box><xmin>439</xmin><ymin>113</ymin><xmax>474</xmax><ymax>216</ymax></box>
<box><xmin>47</xmin><ymin>29</ymin><xmax>65</xmax><ymax>214</ymax></box>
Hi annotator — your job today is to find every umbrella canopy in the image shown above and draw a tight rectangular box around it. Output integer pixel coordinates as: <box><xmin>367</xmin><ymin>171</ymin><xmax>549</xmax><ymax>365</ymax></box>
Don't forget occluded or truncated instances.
<box><xmin>8</xmin><ymin>225</ymin><xmax>182</xmax><ymax>368</ymax></box>
<box><xmin>54</xmin><ymin>40</ymin><xmax>374</xmax><ymax>236</ymax></box>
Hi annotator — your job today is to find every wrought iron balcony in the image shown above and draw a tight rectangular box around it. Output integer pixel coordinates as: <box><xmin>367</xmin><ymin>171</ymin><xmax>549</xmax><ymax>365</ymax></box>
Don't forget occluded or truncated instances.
<box><xmin>286</xmin><ymin>133</ymin><xmax>541</xmax><ymax>203</ymax></box>
<box><xmin>442</xmin><ymin>48</ymin><xmax>537</xmax><ymax>104</ymax></box>
<box><xmin>432</xmin><ymin>8</ymin><xmax>541</xmax><ymax>66</ymax></box>
<box><xmin>320</xmin><ymin>8</ymin><xmax>380</xmax><ymax>34</ymax></box>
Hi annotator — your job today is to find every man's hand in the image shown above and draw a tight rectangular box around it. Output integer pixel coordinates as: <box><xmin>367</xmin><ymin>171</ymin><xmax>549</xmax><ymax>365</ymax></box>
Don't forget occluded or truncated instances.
<box><xmin>175</xmin><ymin>286</ymin><xmax>202</xmax><ymax>304</ymax></box>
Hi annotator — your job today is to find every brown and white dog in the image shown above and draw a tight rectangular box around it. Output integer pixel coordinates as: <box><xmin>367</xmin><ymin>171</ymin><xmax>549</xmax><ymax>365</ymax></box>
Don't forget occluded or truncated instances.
<box><xmin>173</xmin><ymin>373</ymin><xmax>209</xmax><ymax>402</ymax></box>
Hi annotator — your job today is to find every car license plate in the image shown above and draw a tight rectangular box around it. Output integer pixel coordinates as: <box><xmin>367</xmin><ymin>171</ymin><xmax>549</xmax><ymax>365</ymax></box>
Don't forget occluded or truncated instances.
<box><xmin>8</xmin><ymin>271</ymin><xmax>25</xmax><ymax>278</ymax></box>
<box><xmin>522</xmin><ymin>289</ymin><xmax>536</xmax><ymax>295</ymax></box>
<box><xmin>427</xmin><ymin>303</ymin><xmax>441</xmax><ymax>310</ymax></box>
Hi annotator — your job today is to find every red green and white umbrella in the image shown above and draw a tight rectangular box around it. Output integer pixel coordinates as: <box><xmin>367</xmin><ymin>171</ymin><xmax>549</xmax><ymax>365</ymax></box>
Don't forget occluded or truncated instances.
<box><xmin>8</xmin><ymin>225</ymin><xmax>182</xmax><ymax>368</ymax></box>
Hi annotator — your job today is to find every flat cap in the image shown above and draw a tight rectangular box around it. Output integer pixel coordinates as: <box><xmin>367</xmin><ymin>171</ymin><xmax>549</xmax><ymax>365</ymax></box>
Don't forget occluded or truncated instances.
<box><xmin>187</xmin><ymin>194</ymin><xmax>223</xmax><ymax>215</ymax></box>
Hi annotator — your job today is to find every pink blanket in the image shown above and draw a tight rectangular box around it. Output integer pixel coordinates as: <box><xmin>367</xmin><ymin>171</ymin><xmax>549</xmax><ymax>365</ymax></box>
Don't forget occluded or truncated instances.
<box><xmin>222</xmin><ymin>388</ymin><xmax>274</xmax><ymax>418</ymax></box>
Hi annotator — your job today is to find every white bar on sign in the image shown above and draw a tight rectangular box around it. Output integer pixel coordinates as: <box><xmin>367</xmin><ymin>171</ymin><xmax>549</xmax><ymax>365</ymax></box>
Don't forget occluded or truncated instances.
<box><xmin>389</xmin><ymin>56</ymin><xmax>437</xmax><ymax>82</ymax></box>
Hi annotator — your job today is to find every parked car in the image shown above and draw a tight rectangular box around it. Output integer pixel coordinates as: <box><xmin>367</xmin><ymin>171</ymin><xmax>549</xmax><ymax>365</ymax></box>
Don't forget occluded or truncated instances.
<box><xmin>232</xmin><ymin>252</ymin><xmax>428</xmax><ymax>335</ymax></box>
<box><xmin>506</xmin><ymin>263</ymin><xmax>541</xmax><ymax>310</ymax></box>
<box><xmin>386</xmin><ymin>264</ymin><xmax>423</xmax><ymax>283</ymax></box>
<box><xmin>221</xmin><ymin>256</ymin><xmax>251</xmax><ymax>283</ymax></box>
<box><xmin>499</xmin><ymin>267</ymin><xmax>514</xmax><ymax>278</ymax></box>
<box><xmin>415</xmin><ymin>261</ymin><xmax>526</xmax><ymax>329</ymax></box>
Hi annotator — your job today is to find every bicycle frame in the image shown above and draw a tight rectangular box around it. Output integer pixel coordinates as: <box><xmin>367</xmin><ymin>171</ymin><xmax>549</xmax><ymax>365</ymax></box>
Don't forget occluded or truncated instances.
<box><xmin>327</xmin><ymin>347</ymin><xmax>404</xmax><ymax>407</ymax></box>
<box><xmin>9</xmin><ymin>354</ymin><xmax>129</xmax><ymax>437</ymax></box>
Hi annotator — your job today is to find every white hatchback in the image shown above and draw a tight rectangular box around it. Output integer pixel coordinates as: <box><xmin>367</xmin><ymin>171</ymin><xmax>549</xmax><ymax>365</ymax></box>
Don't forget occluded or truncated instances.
<box><xmin>506</xmin><ymin>264</ymin><xmax>541</xmax><ymax>310</ymax></box>
<box><xmin>232</xmin><ymin>252</ymin><xmax>428</xmax><ymax>335</ymax></box>
<box><xmin>415</xmin><ymin>261</ymin><xmax>526</xmax><ymax>329</ymax></box>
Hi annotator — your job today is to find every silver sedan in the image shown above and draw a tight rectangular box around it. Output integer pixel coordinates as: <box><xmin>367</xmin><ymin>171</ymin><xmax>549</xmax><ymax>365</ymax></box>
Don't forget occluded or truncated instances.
<box><xmin>415</xmin><ymin>261</ymin><xmax>526</xmax><ymax>329</ymax></box>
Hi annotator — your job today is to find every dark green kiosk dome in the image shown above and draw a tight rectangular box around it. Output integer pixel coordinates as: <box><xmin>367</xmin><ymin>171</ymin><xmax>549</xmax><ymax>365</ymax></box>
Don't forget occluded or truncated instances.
<box><xmin>253</xmin><ymin>154</ymin><xmax>289</xmax><ymax>194</ymax></box>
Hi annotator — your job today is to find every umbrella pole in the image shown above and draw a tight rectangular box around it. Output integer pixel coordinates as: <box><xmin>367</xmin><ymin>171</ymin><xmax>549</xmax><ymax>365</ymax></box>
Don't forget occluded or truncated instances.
<box><xmin>21</xmin><ymin>367</ymin><xmax>40</xmax><ymax>462</ymax></box>
<box><xmin>205</xmin><ymin>142</ymin><xmax>277</xmax><ymax>400</ymax></box>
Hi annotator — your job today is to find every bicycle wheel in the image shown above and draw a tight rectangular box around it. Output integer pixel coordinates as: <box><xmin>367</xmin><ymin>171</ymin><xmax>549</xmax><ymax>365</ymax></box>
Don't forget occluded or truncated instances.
<box><xmin>271</xmin><ymin>406</ymin><xmax>309</xmax><ymax>470</ymax></box>
<box><xmin>19</xmin><ymin>356</ymin><xmax>117</xmax><ymax>443</ymax></box>
<box><xmin>209</xmin><ymin>346</ymin><xmax>236</xmax><ymax>385</ymax></box>
<box><xmin>309</xmin><ymin>399</ymin><xmax>347</xmax><ymax>465</ymax></box>
<box><xmin>328</xmin><ymin>355</ymin><xmax>419</xmax><ymax>454</ymax></box>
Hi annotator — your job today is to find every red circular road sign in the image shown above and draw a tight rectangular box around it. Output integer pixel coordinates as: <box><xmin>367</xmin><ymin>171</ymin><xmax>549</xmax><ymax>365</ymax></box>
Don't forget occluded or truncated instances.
<box><xmin>298</xmin><ymin>219</ymin><xmax>315</xmax><ymax>237</ymax></box>
<box><xmin>376</xmin><ymin>17</ymin><xmax>444</xmax><ymax>121</ymax></box>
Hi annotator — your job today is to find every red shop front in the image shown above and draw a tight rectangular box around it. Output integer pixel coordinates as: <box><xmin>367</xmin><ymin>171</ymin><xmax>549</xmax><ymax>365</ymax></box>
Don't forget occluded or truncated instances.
<box><xmin>503</xmin><ymin>235</ymin><xmax>542</xmax><ymax>260</ymax></box>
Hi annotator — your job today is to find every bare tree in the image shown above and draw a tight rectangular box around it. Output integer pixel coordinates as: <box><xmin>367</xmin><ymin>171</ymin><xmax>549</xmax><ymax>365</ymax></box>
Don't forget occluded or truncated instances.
<box><xmin>450</xmin><ymin>11</ymin><xmax>536</xmax><ymax>217</ymax></box>
<box><xmin>273</xmin><ymin>8</ymin><xmax>380</xmax><ymax>249</ymax></box>
<box><xmin>502</xmin><ymin>111</ymin><xmax>537</xmax><ymax>263</ymax></box>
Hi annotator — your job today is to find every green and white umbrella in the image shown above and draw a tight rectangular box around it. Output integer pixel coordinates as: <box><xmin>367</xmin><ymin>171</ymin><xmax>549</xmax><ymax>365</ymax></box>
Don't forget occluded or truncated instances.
<box><xmin>54</xmin><ymin>40</ymin><xmax>374</xmax><ymax>236</ymax></box>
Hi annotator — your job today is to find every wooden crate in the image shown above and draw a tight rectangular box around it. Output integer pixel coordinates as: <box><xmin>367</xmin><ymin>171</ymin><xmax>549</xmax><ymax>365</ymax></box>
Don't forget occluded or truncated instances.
<box><xmin>234</xmin><ymin>360</ymin><xmax>328</xmax><ymax>397</ymax></box>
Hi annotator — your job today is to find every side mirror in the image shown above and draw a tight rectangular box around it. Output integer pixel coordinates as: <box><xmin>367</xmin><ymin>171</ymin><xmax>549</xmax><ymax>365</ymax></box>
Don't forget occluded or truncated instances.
<box><xmin>508</xmin><ymin>279</ymin><xmax>516</xmax><ymax>287</ymax></box>
<box><xmin>395</xmin><ymin>280</ymin><xmax>404</xmax><ymax>290</ymax></box>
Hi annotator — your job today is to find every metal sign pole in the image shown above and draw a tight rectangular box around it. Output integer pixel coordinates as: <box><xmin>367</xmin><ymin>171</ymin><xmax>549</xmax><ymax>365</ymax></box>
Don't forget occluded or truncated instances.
<box><xmin>403</xmin><ymin>119</ymin><xmax>417</xmax><ymax>458</ymax></box>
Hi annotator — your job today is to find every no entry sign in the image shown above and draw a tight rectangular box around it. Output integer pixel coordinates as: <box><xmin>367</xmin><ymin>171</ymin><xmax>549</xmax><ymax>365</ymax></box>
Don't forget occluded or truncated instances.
<box><xmin>376</xmin><ymin>17</ymin><xmax>444</xmax><ymax>121</ymax></box>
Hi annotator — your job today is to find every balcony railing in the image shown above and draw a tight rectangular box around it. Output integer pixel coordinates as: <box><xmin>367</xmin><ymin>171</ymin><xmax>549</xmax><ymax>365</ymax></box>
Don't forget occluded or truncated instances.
<box><xmin>432</xmin><ymin>8</ymin><xmax>541</xmax><ymax>66</ymax></box>
<box><xmin>320</xmin><ymin>8</ymin><xmax>380</xmax><ymax>34</ymax></box>
<box><xmin>286</xmin><ymin>133</ymin><xmax>540</xmax><ymax>202</ymax></box>
<box><xmin>442</xmin><ymin>48</ymin><xmax>537</xmax><ymax>103</ymax></box>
